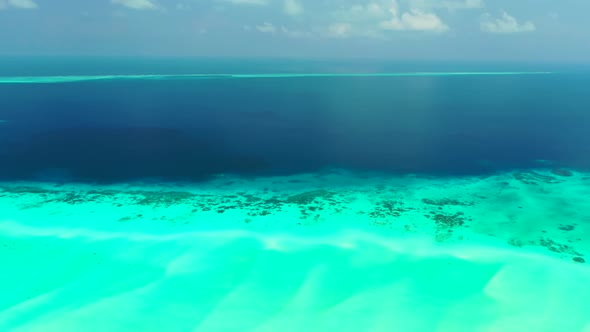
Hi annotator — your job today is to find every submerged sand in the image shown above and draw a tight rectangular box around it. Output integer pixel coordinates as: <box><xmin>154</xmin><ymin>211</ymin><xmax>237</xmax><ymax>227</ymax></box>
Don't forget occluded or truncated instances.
<box><xmin>0</xmin><ymin>168</ymin><xmax>588</xmax><ymax>331</ymax></box>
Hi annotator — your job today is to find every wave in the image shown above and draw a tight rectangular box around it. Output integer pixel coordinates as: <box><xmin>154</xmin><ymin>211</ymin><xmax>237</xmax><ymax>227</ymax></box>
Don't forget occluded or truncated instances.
<box><xmin>0</xmin><ymin>72</ymin><xmax>552</xmax><ymax>84</ymax></box>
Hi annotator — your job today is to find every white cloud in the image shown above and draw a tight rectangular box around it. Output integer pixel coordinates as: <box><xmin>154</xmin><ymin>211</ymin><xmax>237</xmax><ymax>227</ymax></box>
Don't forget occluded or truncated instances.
<box><xmin>10</xmin><ymin>0</ymin><xmax>38</xmax><ymax>9</ymax></box>
<box><xmin>325</xmin><ymin>23</ymin><xmax>384</xmax><ymax>39</ymax></box>
<box><xmin>328</xmin><ymin>23</ymin><xmax>352</xmax><ymax>38</ymax></box>
<box><xmin>411</xmin><ymin>0</ymin><xmax>483</xmax><ymax>11</ymax></box>
<box><xmin>481</xmin><ymin>12</ymin><xmax>535</xmax><ymax>33</ymax></box>
<box><xmin>0</xmin><ymin>0</ymin><xmax>38</xmax><ymax>9</ymax></box>
<box><xmin>284</xmin><ymin>0</ymin><xmax>303</xmax><ymax>16</ymax></box>
<box><xmin>256</xmin><ymin>22</ymin><xmax>277</xmax><ymax>33</ymax></box>
<box><xmin>333</xmin><ymin>2</ymin><xmax>388</xmax><ymax>22</ymax></box>
<box><xmin>281</xmin><ymin>26</ymin><xmax>312</xmax><ymax>38</ymax></box>
<box><xmin>446</xmin><ymin>0</ymin><xmax>484</xmax><ymax>10</ymax></box>
<box><xmin>249</xmin><ymin>24</ymin><xmax>311</xmax><ymax>38</ymax></box>
<box><xmin>326</xmin><ymin>1</ymin><xmax>448</xmax><ymax>38</ymax></box>
<box><xmin>222</xmin><ymin>0</ymin><xmax>269</xmax><ymax>5</ymax></box>
<box><xmin>112</xmin><ymin>0</ymin><xmax>157</xmax><ymax>10</ymax></box>
<box><xmin>111</xmin><ymin>0</ymin><xmax>158</xmax><ymax>10</ymax></box>
<box><xmin>380</xmin><ymin>2</ymin><xmax>449</xmax><ymax>32</ymax></box>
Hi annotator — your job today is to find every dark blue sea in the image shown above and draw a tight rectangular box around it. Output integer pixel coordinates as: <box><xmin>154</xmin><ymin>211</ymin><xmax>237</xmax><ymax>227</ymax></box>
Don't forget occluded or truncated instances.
<box><xmin>1</xmin><ymin>57</ymin><xmax>589</xmax><ymax>182</ymax></box>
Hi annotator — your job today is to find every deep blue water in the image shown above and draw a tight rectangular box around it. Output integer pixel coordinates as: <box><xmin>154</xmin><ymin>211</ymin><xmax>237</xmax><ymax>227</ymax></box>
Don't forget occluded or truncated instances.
<box><xmin>1</xmin><ymin>58</ymin><xmax>590</xmax><ymax>182</ymax></box>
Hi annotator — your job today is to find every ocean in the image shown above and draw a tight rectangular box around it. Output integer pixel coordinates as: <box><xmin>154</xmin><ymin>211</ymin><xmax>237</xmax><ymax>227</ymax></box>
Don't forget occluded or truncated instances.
<box><xmin>0</xmin><ymin>58</ymin><xmax>589</xmax><ymax>331</ymax></box>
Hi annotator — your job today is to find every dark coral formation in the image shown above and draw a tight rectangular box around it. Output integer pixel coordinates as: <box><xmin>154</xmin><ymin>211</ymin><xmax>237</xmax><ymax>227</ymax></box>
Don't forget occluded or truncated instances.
<box><xmin>284</xmin><ymin>190</ymin><xmax>346</xmax><ymax>223</ymax></box>
<box><xmin>558</xmin><ymin>224</ymin><xmax>575</xmax><ymax>232</ymax></box>
<box><xmin>0</xmin><ymin>186</ymin><xmax>58</xmax><ymax>195</ymax></box>
<box><xmin>420</xmin><ymin>196</ymin><xmax>474</xmax><ymax>242</ymax></box>
<box><xmin>573</xmin><ymin>257</ymin><xmax>586</xmax><ymax>263</ymax></box>
<box><xmin>285</xmin><ymin>190</ymin><xmax>335</xmax><ymax>205</ymax></box>
<box><xmin>538</xmin><ymin>237</ymin><xmax>583</xmax><ymax>256</ymax></box>
<box><xmin>426</xmin><ymin>212</ymin><xmax>470</xmax><ymax>242</ymax></box>
<box><xmin>422</xmin><ymin>198</ymin><xmax>473</xmax><ymax>207</ymax></box>
<box><xmin>129</xmin><ymin>191</ymin><xmax>196</xmax><ymax>207</ymax></box>
<box><xmin>430</xmin><ymin>212</ymin><xmax>466</xmax><ymax>228</ymax></box>
<box><xmin>369</xmin><ymin>200</ymin><xmax>409</xmax><ymax>219</ymax></box>
<box><xmin>513</xmin><ymin>171</ymin><xmax>562</xmax><ymax>185</ymax></box>
<box><xmin>367</xmin><ymin>200</ymin><xmax>413</xmax><ymax>226</ymax></box>
<box><xmin>507</xmin><ymin>238</ymin><xmax>525</xmax><ymax>248</ymax></box>
<box><xmin>0</xmin><ymin>185</ymin><xmax>354</xmax><ymax>225</ymax></box>
<box><xmin>551</xmin><ymin>169</ymin><xmax>573</xmax><ymax>177</ymax></box>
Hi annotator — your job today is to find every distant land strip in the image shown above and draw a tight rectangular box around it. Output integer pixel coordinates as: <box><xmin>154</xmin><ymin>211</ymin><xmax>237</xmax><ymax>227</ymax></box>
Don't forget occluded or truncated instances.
<box><xmin>0</xmin><ymin>72</ymin><xmax>553</xmax><ymax>84</ymax></box>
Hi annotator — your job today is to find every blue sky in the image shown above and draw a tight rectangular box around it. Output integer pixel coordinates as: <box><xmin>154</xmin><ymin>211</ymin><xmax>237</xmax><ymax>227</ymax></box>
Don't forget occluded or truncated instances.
<box><xmin>0</xmin><ymin>0</ymin><xmax>588</xmax><ymax>61</ymax></box>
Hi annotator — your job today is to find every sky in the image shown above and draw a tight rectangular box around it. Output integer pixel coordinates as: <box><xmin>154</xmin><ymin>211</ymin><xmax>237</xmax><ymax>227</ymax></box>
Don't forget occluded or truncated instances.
<box><xmin>0</xmin><ymin>0</ymin><xmax>589</xmax><ymax>62</ymax></box>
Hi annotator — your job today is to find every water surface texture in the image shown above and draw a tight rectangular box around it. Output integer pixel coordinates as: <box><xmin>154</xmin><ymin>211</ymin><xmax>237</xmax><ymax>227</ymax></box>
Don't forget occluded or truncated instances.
<box><xmin>0</xmin><ymin>59</ymin><xmax>589</xmax><ymax>332</ymax></box>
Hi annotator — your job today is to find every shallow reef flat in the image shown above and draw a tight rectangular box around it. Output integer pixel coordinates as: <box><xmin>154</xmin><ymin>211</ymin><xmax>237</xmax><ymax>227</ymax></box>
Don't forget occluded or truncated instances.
<box><xmin>1</xmin><ymin>168</ymin><xmax>588</xmax><ymax>262</ymax></box>
<box><xmin>0</xmin><ymin>168</ymin><xmax>589</xmax><ymax>331</ymax></box>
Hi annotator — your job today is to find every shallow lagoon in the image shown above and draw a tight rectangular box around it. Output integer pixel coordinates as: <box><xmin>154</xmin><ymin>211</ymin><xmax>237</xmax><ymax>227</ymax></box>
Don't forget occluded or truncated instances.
<box><xmin>1</xmin><ymin>169</ymin><xmax>589</xmax><ymax>331</ymax></box>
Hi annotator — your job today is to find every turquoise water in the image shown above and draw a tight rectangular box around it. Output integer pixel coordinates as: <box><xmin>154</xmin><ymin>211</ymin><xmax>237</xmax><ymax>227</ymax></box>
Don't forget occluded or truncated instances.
<box><xmin>1</xmin><ymin>171</ymin><xmax>589</xmax><ymax>331</ymax></box>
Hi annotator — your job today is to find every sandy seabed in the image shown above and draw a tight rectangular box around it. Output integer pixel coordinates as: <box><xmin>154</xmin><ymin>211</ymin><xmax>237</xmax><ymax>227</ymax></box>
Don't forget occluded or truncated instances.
<box><xmin>0</xmin><ymin>168</ymin><xmax>589</xmax><ymax>332</ymax></box>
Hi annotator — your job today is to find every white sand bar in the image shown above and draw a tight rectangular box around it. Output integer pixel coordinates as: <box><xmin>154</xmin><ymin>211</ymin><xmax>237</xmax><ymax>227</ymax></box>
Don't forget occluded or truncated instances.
<box><xmin>0</xmin><ymin>169</ymin><xmax>588</xmax><ymax>331</ymax></box>
<box><xmin>0</xmin><ymin>72</ymin><xmax>552</xmax><ymax>84</ymax></box>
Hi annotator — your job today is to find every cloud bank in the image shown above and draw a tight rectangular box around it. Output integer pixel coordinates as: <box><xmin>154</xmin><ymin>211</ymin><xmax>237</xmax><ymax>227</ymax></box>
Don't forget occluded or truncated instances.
<box><xmin>380</xmin><ymin>7</ymin><xmax>449</xmax><ymax>32</ymax></box>
<box><xmin>284</xmin><ymin>0</ymin><xmax>303</xmax><ymax>16</ymax></box>
<box><xmin>222</xmin><ymin>0</ymin><xmax>269</xmax><ymax>5</ymax></box>
<box><xmin>330</xmin><ymin>0</ymin><xmax>449</xmax><ymax>37</ymax></box>
<box><xmin>111</xmin><ymin>0</ymin><xmax>157</xmax><ymax>10</ymax></box>
<box><xmin>0</xmin><ymin>0</ymin><xmax>38</xmax><ymax>10</ymax></box>
<box><xmin>481</xmin><ymin>12</ymin><xmax>535</xmax><ymax>33</ymax></box>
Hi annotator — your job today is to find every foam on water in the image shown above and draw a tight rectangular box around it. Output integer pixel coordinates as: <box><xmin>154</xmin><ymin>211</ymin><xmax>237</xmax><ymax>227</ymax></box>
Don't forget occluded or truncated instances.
<box><xmin>0</xmin><ymin>71</ymin><xmax>552</xmax><ymax>84</ymax></box>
